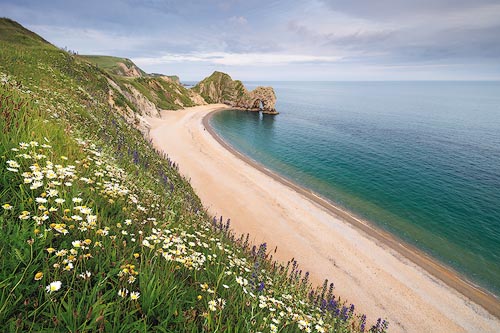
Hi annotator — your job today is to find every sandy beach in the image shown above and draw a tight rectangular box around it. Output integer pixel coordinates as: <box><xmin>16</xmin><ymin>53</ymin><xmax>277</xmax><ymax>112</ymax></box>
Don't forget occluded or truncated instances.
<box><xmin>147</xmin><ymin>104</ymin><xmax>500</xmax><ymax>333</ymax></box>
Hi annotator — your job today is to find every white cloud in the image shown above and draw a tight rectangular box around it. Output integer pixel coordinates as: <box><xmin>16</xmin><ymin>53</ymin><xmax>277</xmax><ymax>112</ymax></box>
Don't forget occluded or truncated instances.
<box><xmin>133</xmin><ymin>52</ymin><xmax>342</xmax><ymax>67</ymax></box>
<box><xmin>229</xmin><ymin>16</ymin><xmax>248</xmax><ymax>25</ymax></box>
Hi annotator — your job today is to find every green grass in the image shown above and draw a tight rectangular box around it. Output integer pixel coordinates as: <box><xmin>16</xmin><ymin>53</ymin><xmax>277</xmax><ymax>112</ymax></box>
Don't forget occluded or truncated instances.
<box><xmin>79</xmin><ymin>55</ymin><xmax>147</xmax><ymax>77</ymax></box>
<box><xmin>117</xmin><ymin>76</ymin><xmax>195</xmax><ymax>110</ymax></box>
<box><xmin>0</xmin><ymin>18</ymin><xmax>387</xmax><ymax>332</ymax></box>
<box><xmin>193</xmin><ymin>71</ymin><xmax>247</xmax><ymax>104</ymax></box>
<box><xmin>0</xmin><ymin>17</ymin><xmax>50</xmax><ymax>46</ymax></box>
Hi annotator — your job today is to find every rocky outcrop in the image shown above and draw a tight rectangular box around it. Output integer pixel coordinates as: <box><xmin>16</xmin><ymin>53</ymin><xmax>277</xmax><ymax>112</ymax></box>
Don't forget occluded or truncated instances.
<box><xmin>107</xmin><ymin>83</ymin><xmax>151</xmax><ymax>136</ymax></box>
<box><xmin>123</xmin><ymin>84</ymin><xmax>159</xmax><ymax>117</ymax></box>
<box><xmin>246</xmin><ymin>86</ymin><xmax>277</xmax><ymax>113</ymax></box>
<box><xmin>193</xmin><ymin>71</ymin><xmax>278</xmax><ymax>114</ymax></box>
<box><xmin>116</xmin><ymin>62</ymin><xmax>142</xmax><ymax>77</ymax></box>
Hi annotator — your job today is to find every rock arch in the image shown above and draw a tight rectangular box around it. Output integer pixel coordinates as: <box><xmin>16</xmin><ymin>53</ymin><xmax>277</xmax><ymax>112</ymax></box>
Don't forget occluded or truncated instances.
<box><xmin>248</xmin><ymin>87</ymin><xmax>277</xmax><ymax>114</ymax></box>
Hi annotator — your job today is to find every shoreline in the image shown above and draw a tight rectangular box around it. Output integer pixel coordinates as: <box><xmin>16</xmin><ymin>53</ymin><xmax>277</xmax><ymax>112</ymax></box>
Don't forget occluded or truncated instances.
<box><xmin>147</xmin><ymin>104</ymin><xmax>500</xmax><ymax>332</ymax></box>
<box><xmin>203</xmin><ymin>109</ymin><xmax>500</xmax><ymax>319</ymax></box>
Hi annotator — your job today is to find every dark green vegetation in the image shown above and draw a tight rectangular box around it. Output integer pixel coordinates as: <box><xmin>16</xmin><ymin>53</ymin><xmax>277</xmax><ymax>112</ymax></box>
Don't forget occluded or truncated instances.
<box><xmin>0</xmin><ymin>18</ymin><xmax>386</xmax><ymax>332</ymax></box>
<box><xmin>193</xmin><ymin>71</ymin><xmax>246</xmax><ymax>104</ymax></box>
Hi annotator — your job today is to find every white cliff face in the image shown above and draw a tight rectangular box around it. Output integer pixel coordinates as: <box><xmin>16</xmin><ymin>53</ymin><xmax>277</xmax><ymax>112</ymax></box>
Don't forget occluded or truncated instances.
<box><xmin>123</xmin><ymin>84</ymin><xmax>159</xmax><ymax>117</ymax></box>
<box><xmin>107</xmin><ymin>87</ymin><xmax>151</xmax><ymax>137</ymax></box>
<box><xmin>116</xmin><ymin>62</ymin><xmax>142</xmax><ymax>77</ymax></box>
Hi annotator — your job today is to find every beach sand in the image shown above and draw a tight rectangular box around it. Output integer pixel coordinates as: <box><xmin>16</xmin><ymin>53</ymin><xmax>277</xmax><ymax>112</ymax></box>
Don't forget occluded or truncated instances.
<box><xmin>147</xmin><ymin>104</ymin><xmax>500</xmax><ymax>333</ymax></box>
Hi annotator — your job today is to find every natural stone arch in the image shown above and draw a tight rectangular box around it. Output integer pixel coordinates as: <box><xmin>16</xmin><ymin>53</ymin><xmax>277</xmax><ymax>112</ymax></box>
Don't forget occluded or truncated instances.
<box><xmin>248</xmin><ymin>87</ymin><xmax>277</xmax><ymax>114</ymax></box>
<box><xmin>250</xmin><ymin>98</ymin><xmax>264</xmax><ymax>110</ymax></box>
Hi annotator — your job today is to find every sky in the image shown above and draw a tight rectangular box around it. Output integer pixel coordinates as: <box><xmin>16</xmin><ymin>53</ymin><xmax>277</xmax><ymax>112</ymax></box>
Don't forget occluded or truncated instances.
<box><xmin>1</xmin><ymin>0</ymin><xmax>500</xmax><ymax>81</ymax></box>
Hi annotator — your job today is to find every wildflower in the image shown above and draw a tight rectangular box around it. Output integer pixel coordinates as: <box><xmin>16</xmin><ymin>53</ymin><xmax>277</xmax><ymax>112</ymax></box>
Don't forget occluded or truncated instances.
<box><xmin>133</xmin><ymin>253</ymin><xmax>140</xmax><ymax>259</ymax></box>
<box><xmin>54</xmin><ymin>198</ymin><xmax>65</xmax><ymax>204</ymax></box>
<box><xmin>298</xmin><ymin>319</ymin><xmax>309</xmax><ymax>330</ymax></box>
<box><xmin>6</xmin><ymin>160</ymin><xmax>20</xmax><ymax>170</ymax></box>
<box><xmin>34</xmin><ymin>272</ymin><xmax>43</xmax><ymax>280</ymax></box>
<box><xmin>2</xmin><ymin>203</ymin><xmax>12</xmax><ymax>210</ymax></box>
<box><xmin>197</xmin><ymin>295</ymin><xmax>202</xmax><ymax>300</ymax></box>
<box><xmin>72</xmin><ymin>197</ymin><xmax>82</xmax><ymax>203</ymax></box>
<box><xmin>236</xmin><ymin>276</ymin><xmax>248</xmax><ymax>286</ymax></box>
<box><xmin>47</xmin><ymin>189</ymin><xmax>59</xmax><ymax>197</ymax></box>
<box><xmin>315</xmin><ymin>325</ymin><xmax>325</xmax><ymax>333</ymax></box>
<box><xmin>79</xmin><ymin>271</ymin><xmax>92</xmax><ymax>280</ymax></box>
<box><xmin>35</xmin><ymin>197</ymin><xmax>47</xmax><ymax>204</ymax></box>
<box><xmin>30</xmin><ymin>181</ymin><xmax>43</xmax><ymax>189</ymax></box>
<box><xmin>218</xmin><ymin>298</ymin><xmax>226</xmax><ymax>309</ymax></box>
<box><xmin>118</xmin><ymin>288</ymin><xmax>129</xmax><ymax>298</ymax></box>
<box><xmin>130</xmin><ymin>291</ymin><xmax>140</xmax><ymax>300</ymax></box>
<box><xmin>208</xmin><ymin>300</ymin><xmax>217</xmax><ymax>311</ymax></box>
<box><xmin>46</xmin><ymin>281</ymin><xmax>62</xmax><ymax>293</ymax></box>
<box><xmin>19</xmin><ymin>211</ymin><xmax>30</xmax><ymax>220</ymax></box>
<box><xmin>46</xmin><ymin>247</ymin><xmax>56</xmax><ymax>254</ymax></box>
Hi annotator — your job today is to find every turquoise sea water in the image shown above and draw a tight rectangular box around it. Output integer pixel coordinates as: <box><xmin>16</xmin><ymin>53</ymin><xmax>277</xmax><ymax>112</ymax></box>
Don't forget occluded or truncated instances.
<box><xmin>209</xmin><ymin>81</ymin><xmax>500</xmax><ymax>296</ymax></box>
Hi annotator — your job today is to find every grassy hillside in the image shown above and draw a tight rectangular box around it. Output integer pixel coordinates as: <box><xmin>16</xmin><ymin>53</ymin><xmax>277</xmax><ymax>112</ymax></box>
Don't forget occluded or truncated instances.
<box><xmin>79</xmin><ymin>55</ymin><xmax>147</xmax><ymax>77</ymax></box>
<box><xmin>80</xmin><ymin>55</ymin><xmax>196</xmax><ymax>111</ymax></box>
<box><xmin>0</xmin><ymin>17</ymin><xmax>50</xmax><ymax>46</ymax></box>
<box><xmin>192</xmin><ymin>71</ymin><xmax>246</xmax><ymax>104</ymax></box>
<box><xmin>0</xmin><ymin>18</ymin><xmax>386</xmax><ymax>332</ymax></box>
<box><xmin>114</xmin><ymin>75</ymin><xmax>196</xmax><ymax>110</ymax></box>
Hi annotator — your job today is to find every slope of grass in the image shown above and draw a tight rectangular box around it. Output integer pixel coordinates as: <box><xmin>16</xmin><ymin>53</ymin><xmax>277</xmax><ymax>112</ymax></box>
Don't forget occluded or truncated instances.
<box><xmin>0</xmin><ymin>17</ymin><xmax>50</xmax><ymax>46</ymax></box>
<box><xmin>0</xmin><ymin>18</ymin><xmax>387</xmax><ymax>332</ymax></box>
<box><xmin>79</xmin><ymin>55</ymin><xmax>194</xmax><ymax>110</ymax></box>
<box><xmin>79</xmin><ymin>55</ymin><xmax>147</xmax><ymax>77</ymax></box>
<box><xmin>115</xmin><ymin>76</ymin><xmax>196</xmax><ymax>110</ymax></box>
<box><xmin>193</xmin><ymin>71</ymin><xmax>246</xmax><ymax>104</ymax></box>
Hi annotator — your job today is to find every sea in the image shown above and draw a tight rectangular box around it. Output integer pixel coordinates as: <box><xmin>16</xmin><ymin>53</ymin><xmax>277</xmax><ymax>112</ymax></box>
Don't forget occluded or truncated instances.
<box><xmin>208</xmin><ymin>81</ymin><xmax>500</xmax><ymax>296</ymax></box>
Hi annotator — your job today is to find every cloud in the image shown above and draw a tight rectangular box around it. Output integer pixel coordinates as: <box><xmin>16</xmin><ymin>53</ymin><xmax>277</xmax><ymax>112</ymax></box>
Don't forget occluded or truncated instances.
<box><xmin>1</xmin><ymin>0</ymin><xmax>500</xmax><ymax>80</ymax></box>
<box><xmin>228</xmin><ymin>16</ymin><xmax>248</xmax><ymax>25</ymax></box>
<box><xmin>133</xmin><ymin>52</ymin><xmax>342</xmax><ymax>66</ymax></box>
<box><xmin>317</xmin><ymin>0</ymin><xmax>499</xmax><ymax>19</ymax></box>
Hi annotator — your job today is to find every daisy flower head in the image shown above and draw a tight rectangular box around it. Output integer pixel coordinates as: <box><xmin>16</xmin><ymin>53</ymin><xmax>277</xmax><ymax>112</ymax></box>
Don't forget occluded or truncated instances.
<box><xmin>130</xmin><ymin>291</ymin><xmax>140</xmax><ymax>300</ymax></box>
<box><xmin>2</xmin><ymin>203</ymin><xmax>12</xmax><ymax>210</ymax></box>
<box><xmin>46</xmin><ymin>281</ymin><xmax>62</xmax><ymax>293</ymax></box>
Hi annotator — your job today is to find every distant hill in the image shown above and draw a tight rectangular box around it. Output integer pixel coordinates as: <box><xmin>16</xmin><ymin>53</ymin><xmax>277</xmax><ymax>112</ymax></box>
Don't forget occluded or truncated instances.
<box><xmin>79</xmin><ymin>55</ymin><xmax>147</xmax><ymax>77</ymax></box>
<box><xmin>77</xmin><ymin>55</ymin><xmax>204</xmax><ymax>113</ymax></box>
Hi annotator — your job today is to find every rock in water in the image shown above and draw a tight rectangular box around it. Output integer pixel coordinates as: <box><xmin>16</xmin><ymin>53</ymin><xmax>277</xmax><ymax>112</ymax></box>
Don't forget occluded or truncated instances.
<box><xmin>193</xmin><ymin>71</ymin><xmax>278</xmax><ymax>114</ymax></box>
